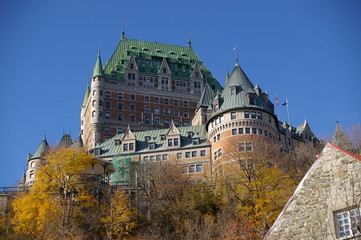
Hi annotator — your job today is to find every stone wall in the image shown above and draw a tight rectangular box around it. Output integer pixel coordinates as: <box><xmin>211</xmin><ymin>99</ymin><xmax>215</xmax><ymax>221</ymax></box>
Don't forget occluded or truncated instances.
<box><xmin>265</xmin><ymin>143</ymin><xmax>361</xmax><ymax>240</ymax></box>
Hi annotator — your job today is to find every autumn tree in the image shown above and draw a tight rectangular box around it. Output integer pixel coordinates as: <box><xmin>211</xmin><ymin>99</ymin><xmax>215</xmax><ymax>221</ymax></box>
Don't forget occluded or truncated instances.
<box><xmin>101</xmin><ymin>189</ymin><xmax>137</xmax><ymax>240</ymax></box>
<box><xmin>11</xmin><ymin>147</ymin><xmax>99</xmax><ymax>239</ymax></box>
<box><xmin>215</xmin><ymin>136</ymin><xmax>297</xmax><ymax>239</ymax></box>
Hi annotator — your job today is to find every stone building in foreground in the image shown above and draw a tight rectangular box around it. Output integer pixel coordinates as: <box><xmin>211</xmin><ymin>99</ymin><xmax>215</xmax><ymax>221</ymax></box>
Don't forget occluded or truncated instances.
<box><xmin>265</xmin><ymin>142</ymin><xmax>361</xmax><ymax>240</ymax></box>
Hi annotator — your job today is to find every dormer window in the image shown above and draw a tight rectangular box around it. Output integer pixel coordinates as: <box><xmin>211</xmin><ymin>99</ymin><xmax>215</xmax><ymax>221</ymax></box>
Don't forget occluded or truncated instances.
<box><xmin>160</xmin><ymin>135</ymin><xmax>166</xmax><ymax>140</ymax></box>
<box><xmin>149</xmin><ymin>142</ymin><xmax>156</xmax><ymax>149</ymax></box>
<box><xmin>115</xmin><ymin>139</ymin><xmax>121</xmax><ymax>145</ymax></box>
<box><xmin>249</xmin><ymin>96</ymin><xmax>255</xmax><ymax>105</ymax></box>
<box><xmin>163</xmin><ymin>68</ymin><xmax>167</xmax><ymax>73</ymax></box>
<box><xmin>193</xmin><ymin>138</ymin><xmax>199</xmax><ymax>145</ymax></box>
<box><xmin>187</xmin><ymin>131</ymin><xmax>194</xmax><ymax>137</ymax></box>
<box><xmin>123</xmin><ymin>144</ymin><xmax>128</xmax><ymax>151</ymax></box>
<box><xmin>174</xmin><ymin>138</ymin><xmax>179</xmax><ymax>146</ymax></box>
<box><xmin>94</xmin><ymin>148</ymin><xmax>101</xmax><ymax>155</ymax></box>
<box><xmin>230</xmin><ymin>86</ymin><xmax>236</xmax><ymax>95</ymax></box>
<box><xmin>145</xmin><ymin>136</ymin><xmax>151</xmax><ymax>142</ymax></box>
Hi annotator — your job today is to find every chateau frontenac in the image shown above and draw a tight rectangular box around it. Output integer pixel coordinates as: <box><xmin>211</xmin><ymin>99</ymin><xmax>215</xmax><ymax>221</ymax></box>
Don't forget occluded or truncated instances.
<box><xmin>21</xmin><ymin>31</ymin><xmax>319</xmax><ymax>187</ymax></box>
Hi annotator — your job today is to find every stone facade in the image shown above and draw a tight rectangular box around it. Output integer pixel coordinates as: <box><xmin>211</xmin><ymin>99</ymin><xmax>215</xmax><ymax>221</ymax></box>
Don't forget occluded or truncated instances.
<box><xmin>265</xmin><ymin>143</ymin><xmax>361</xmax><ymax>240</ymax></box>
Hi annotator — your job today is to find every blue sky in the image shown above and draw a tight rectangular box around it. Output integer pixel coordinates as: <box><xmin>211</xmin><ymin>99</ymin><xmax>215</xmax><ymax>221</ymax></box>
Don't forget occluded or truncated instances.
<box><xmin>0</xmin><ymin>0</ymin><xmax>360</xmax><ymax>187</ymax></box>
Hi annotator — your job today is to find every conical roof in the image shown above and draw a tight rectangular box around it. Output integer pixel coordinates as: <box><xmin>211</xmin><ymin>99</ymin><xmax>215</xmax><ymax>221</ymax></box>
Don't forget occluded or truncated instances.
<box><xmin>197</xmin><ymin>84</ymin><xmax>216</xmax><ymax>108</ymax></box>
<box><xmin>31</xmin><ymin>137</ymin><xmax>50</xmax><ymax>159</ymax></box>
<box><xmin>92</xmin><ymin>51</ymin><xmax>104</xmax><ymax>78</ymax></box>
<box><xmin>218</xmin><ymin>63</ymin><xmax>273</xmax><ymax>114</ymax></box>
<box><xmin>332</xmin><ymin>122</ymin><xmax>354</xmax><ymax>152</ymax></box>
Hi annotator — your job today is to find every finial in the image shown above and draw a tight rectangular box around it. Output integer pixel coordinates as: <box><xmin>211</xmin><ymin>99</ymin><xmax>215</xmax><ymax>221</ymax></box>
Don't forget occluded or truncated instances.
<box><xmin>187</xmin><ymin>32</ymin><xmax>192</xmax><ymax>48</ymax></box>
<box><xmin>233</xmin><ymin>46</ymin><xmax>239</xmax><ymax>66</ymax></box>
<box><xmin>98</xmin><ymin>48</ymin><xmax>100</xmax><ymax>56</ymax></box>
<box><xmin>121</xmin><ymin>24</ymin><xmax>125</xmax><ymax>39</ymax></box>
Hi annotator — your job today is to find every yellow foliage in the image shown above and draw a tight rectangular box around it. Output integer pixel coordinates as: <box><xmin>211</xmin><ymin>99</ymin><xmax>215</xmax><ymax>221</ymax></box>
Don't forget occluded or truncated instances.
<box><xmin>12</xmin><ymin>148</ymin><xmax>98</xmax><ymax>238</ymax></box>
<box><xmin>101</xmin><ymin>190</ymin><xmax>137</xmax><ymax>239</ymax></box>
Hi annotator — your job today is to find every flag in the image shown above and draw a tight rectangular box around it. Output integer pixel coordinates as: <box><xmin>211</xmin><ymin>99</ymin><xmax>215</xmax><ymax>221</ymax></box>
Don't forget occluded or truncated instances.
<box><xmin>275</xmin><ymin>96</ymin><xmax>279</xmax><ymax>106</ymax></box>
<box><xmin>282</xmin><ymin>99</ymin><xmax>288</xmax><ymax>106</ymax></box>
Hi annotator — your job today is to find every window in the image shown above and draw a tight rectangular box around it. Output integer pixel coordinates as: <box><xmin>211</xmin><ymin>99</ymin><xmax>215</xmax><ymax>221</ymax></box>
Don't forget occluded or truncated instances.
<box><xmin>117</xmin><ymin>128</ymin><xmax>122</xmax><ymax>134</ymax></box>
<box><xmin>164</xmin><ymin>119</ymin><xmax>170</xmax><ymax>126</ymax></box>
<box><xmin>105</xmin><ymin>112</ymin><xmax>111</xmax><ymax>119</ymax></box>
<box><xmin>174</xmin><ymin>138</ymin><xmax>179</xmax><ymax>146</ymax></box>
<box><xmin>145</xmin><ymin>96</ymin><xmax>149</xmax><ymax>102</ymax></box>
<box><xmin>123</xmin><ymin>144</ymin><xmax>128</xmax><ymax>151</ymax></box>
<box><xmin>174</xmin><ymin>120</ymin><xmax>180</xmax><ymax>127</ymax></box>
<box><xmin>184</xmin><ymin>101</ymin><xmax>189</xmax><ymax>107</ymax></box>
<box><xmin>244</xmin><ymin>111</ymin><xmax>249</xmax><ymax>118</ymax></box>
<box><xmin>174</xmin><ymin>100</ymin><xmax>179</xmax><ymax>106</ymax></box>
<box><xmin>268</xmin><ymin>116</ymin><xmax>272</xmax><ymax>123</ymax></box>
<box><xmin>144</xmin><ymin>117</ymin><xmax>150</xmax><ymax>124</ymax></box>
<box><xmin>164</xmin><ymin>109</ymin><xmax>170</xmax><ymax>115</ymax></box>
<box><xmin>183</xmin><ymin>121</ymin><xmax>189</xmax><ymax>126</ymax></box>
<box><xmin>196</xmin><ymin>164</ymin><xmax>203</xmax><ymax>172</ymax></box>
<box><xmin>232</xmin><ymin>129</ymin><xmax>237</xmax><ymax>135</ymax></box>
<box><xmin>154</xmin><ymin>97</ymin><xmax>159</xmax><ymax>103</ymax></box>
<box><xmin>154</xmin><ymin>107</ymin><xmax>160</xmax><ymax>114</ymax></box>
<box><xmin>251</xmin><ymin>111</ymin><xmax>256</xmax><ymax>119</ymax></box>
<box><xmin>200</xmin><ymin>150</ymin><xmax>206</xmax><ymax>156</ymax></box>
<box><xmin>118</xmin><ymin>113</ymin><xmax>123</xmax><ymax>121</ymax></box>
<box><xmin>154</xmin><ymin>117</ymin><xmax>160</xmax><ymax>125</ymax></box>
<box><xmin>277</xmin><ymin>134</ymin><xmax>281</xmax><ymax>141</ymax></box>
<box><xmin>183</xmin><ymin>111</ymin><xmax>189</xmax><ymax>117</ymax></box>
<box><xmin>150</xmin><ymin>156</ymin><xmax>155</xmax><ymax>162</ymax></box>
<box><xmin>189</xmin><ymin>165</ymin><xmax>196</xmax><ymax>173</ymax></box>
<box><xmin>214</xmin><ymin>148</ymin><xmax>222</xmax><ymax>160</ymax></box>
<box><xmin>193</xmin><ymin>138</ymin><xmax>199</xmax><ymax>145</ymax></box>
<box><xmin>143</xmin><ymin>156</ymin><xmax>149</xmax><ymax>162</ymax></box>
<box><xmin>168</xmin><ymin>139</ymin><xmax>173</xmax><ymax>146</ymax></box>
<box><xmin>230</xmin><ymin>86</ymin><xmax>236</xmax><ymax>95</ymax></box>
<box><xmin>249</xmin><ymin>96</ymin><xmax>255</xmax><ymax>105</ymax></box>
<box><xmin>231</xmin><ymin>112</ymin><xmax>236</xmax><ymax>119</ymax></box>
<box><xmin>29</xmin><ymin>170</ymin><xmax>34</xmax><ymax>179</ymax></box>
<box><xmin>99</xmin><ymin>90</ymin><xmax>103</xmax><ymax>96</ymax></box>
<box><xmin>257</xmin><ymin>112</ymin><xmax>262</xmax><ymax>119</ymax></box>
<box><xmin>130</xmin><ymin>104</ymin><xmax>135</xmax><ymax>111</ymax></box>
<box><xmin>258</xmin><ymin>129</ymin><xmax>263</xmax><ymax>135</ymax></box>
<box><xmin>192</xmin><ymin>151</ymin><xmax>197</xmax><ymax>157</ymax></box>
<box><xmin>99</xmin><ymin>100</ymin><xmax>103</xmax><ymax>106</ymax></box>
<box><xmin>105</xmin><ymin>91</ymin><xmax>111</xmax><ymax>97</ymax></box>
<box><xmin>99</xmin><ymin>111</ymin><xmax>103</xmax><ymax>117</ymax></box>
<box><xmin>335</xmin><ymin>207</ymin><xmax>361</xmax><ymax>239</ymax></box>
<box><xmin>177</xmin><ymin>153</ymin><xmax>182</xmax><ymax>159</ymax></box>
<box><xmin>130</xmin><ymin>115</ymin><xmax>136</xmax><ymax>122</ymax></box>
<box><xmin>217</xmin><ymin>134</ymin><xmax>220</xmax><ymax>141</ymax></box>
<box><xmin>118</xmin><ymin>93</ymin><xmax>123</xmax><ymax>99</ymax></box>
<box><xmin>239</xmin><ymin>128</ymin><xmax>244</xmax><ymax>134</ymax></box>
<box><xmin>287</xmin><ymin>137</ymin><xmax>291</xmax><ymax>145</ymax></box>
<box><xmin>130</xmin><ymin>94</ymin><xmax>135</xmax><ymax>100</ymax></box>
<box><xmin>162</xmin><ymin>154</ymin><xmax>168</xmax><ymax>160</ymax></box>
<box><xmin>252</xmin><ymin>128</ymin><xmax>257</xmax><ymax>134</ymax></box>
<box><xmin>185</xmin><ymin>152</ymin><xmax>191</xmax><ymax>158</ymax></box>
<box><xmin>105</xmin><ymin>102</ymin><xmax>111</xmax><ymax>108</ymax></box>
<box><xmin>144</xmin><ymin>106</ymin><xmax>150</xmax><ymax>113</ymax></box>
<box><xmin>164</xmin><ymin>98</ymin><xmax>169</xmax><ymax>105</ymax></box>
<box><xmin>239</xmin><ymin>142</ymin><xmax>253</xmax><ymax>152</ymax></box>
<box><xmin>92</xmin><ymin>100</ymin><xmax>96</xmax><ymax>106</ymax></box>
<box><xmin>174</xmin><ymin>109</ymin><xmax>179</xmax><ymax>116</ymax></box>
<box><xmin>30</xmin><ymin>161</ymin><xmax>35</xmax><ymax>168</ymax></box>
<box><xmin>92</xmin><ymin>111</ymin><xmax>96</xmax><ymax>117</ymax></box>
<box><xmin>245</xmin><ymin>128</ymin><xmax>250</xmax><ymax>134</ymax></box>
<box><xmin>129</xmin><ymin>143</ymin><xmax>134</xmax><ymax>151</ymax></box>
<box><xmin>118</xmin><ymin>103</ymin><xmax>123</xmax><ymax>110</ymax></box>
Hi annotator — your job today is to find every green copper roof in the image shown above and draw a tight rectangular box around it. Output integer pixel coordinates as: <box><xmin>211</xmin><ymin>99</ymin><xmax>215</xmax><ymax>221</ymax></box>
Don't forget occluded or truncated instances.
<box><xmin>197</xmin><ymin>84</ymin><xmax>216</xmax><ymax>108</ymax></box>
<box><xmin>92</xmin><ymin>52</ymin><xmax>104</xmax><ymax>78</ymax></box>
<box><xmin>81</xmin><ymin>86</ymin><xmax>90</xmax><ymax>108</ymax></box>
<box><xmin>95</xmin><ymin>125</ymin><xmax>208</xmax><ymax>157</ymax></box>
<box><xmin>102</xmin><ymin>38</ymin><xmax>222</xmax><ymax>92</ymax></box>
<box><xmin>30</xmin><ymin>137</ymin><xmax>49</xmax><ymax>159</ymax></box>
<box><xmin>217</xmin><ymin>64</ymin><xmax>273</xmax><ymax>114</ymax></box>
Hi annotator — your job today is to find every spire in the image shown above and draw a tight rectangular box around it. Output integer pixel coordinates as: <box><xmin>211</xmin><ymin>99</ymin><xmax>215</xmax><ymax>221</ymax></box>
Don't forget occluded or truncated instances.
<box><xmin>225</xmin><ymin>67</ymin><xmax>229</xmax><ymax>84</ymax></box>
<box><xmin>92</xmin><ymin>50</ymin><xmax>104</xmax><ymax>78</ymax></box>
<box><xmin>187</xmin><ymin>32</ymin><xmax>192</xmax><ymax>48</ymax></box>
<box><xmin>233</xmin><ymin>46</ymin><xmax>239</xmax><ymax>66</ymax></box>
<box><xmin>121</xmin><ymin>24</ymin><xmax>125</xmax><ymax>40</ymax></box>
<box><xmin>31</xmin><ymin>137</ymin><xmax>50</xmax><ymax>159</ymax></box>
<box><xmin>332</xmin><ymin>122</ymin><xmax>354</xmax><ymax>153</ymax></box>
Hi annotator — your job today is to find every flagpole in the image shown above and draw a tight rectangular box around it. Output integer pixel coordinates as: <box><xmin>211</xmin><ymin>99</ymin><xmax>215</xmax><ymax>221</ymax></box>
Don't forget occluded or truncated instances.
<box><xmin>286</xmin><ymin>99</ymin><xmax>291</xmax><ymax>125</ymax></box>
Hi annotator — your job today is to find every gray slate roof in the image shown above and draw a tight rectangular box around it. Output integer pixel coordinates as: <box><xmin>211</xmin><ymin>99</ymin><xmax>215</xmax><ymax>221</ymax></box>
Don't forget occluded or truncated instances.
<box><xmin>30</xmin><ymin>137</ymin><xmax>49</xmax><ymax>159</ymax></box>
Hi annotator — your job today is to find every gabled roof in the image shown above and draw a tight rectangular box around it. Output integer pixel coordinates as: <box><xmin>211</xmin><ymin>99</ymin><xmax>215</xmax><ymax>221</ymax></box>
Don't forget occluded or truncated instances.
<box><xmin>265</xmin><ymin>143</ymin><xmax>361</xmax><ymax>239</ymax></box>
<box><xmin>102</xmin><ymin>38</ymin><xmax>222</xmax><ymax>92</ymax></box>
<box><xmin>92</xmin><ymin>51</ymin><xmax>104</xmax><ymax>78</ymax></box>
<box><xmin>30</xmin><ymin>137</ymin><xmax>50</xmax><ymax>160</ymax></box>
<box><xmin>197</xmin><ymin>84</ymin><xmax>216</xmax><ymax>108</ymax></box>
<box><xmin>215</xmin><ymin>63</ymin><xmax>273</xmax><ymax>114</ymax></box>
<box><xmin>166</xmin><ymin>121</ymin><xmax>180</xmax><ymax>136</ymax></box>
<box><xmin>122</xmin><ymin>127</ymin><xmax>136</xmax><ymax>141</ymax></box>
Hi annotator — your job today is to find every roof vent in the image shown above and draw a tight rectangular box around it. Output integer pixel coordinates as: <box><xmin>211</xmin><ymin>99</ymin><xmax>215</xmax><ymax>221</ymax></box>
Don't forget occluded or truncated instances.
<box><xmin>130</xmin><ymin>46</ymin><xmax>136</xmax><ymax>49</ymax></box>
<box><xmin>181</xmin><ymin>53</ymin><xmax>187</xmax><ymax>56</ymax></box>
<box><xmin>156</xmin><ymin>49</ymin><xmax>162</xmax><ymax>53</ymax></box>
<box><xmin>142</xmin><ymin>47</ymin><xmax>149</xmax><ymax>51</ymax></box>
<box><xmin>169</xmin><ymin>51</ymin><xmax>176</xmax><ymax>55</ymax></box>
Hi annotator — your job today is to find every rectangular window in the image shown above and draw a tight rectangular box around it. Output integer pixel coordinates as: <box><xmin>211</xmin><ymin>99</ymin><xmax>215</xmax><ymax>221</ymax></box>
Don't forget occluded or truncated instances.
<box><xmin>192</xmin><ymin>151</ymin><xmax>197</xmax><ymax>157</ymax></box>
<box><xmin>258</xmin><ymin>129</ymin><xmax>263</xmax><ymax>135</ymax></box>
<box><xmin>185</xmin><ymin>152</ymin><xmax>191</xmax><ymax>158</ymax></box>
<box><xmin>277</xmin><ymin>134</ymin><xmax>281</xmax><ymax>141</ymax></box>
<box><xmin>154</xmin><ymin>118</ymin><xmax>160</xmax><ymax>125</ymax></box>
<box><xmin>184</xmin><ymin>101</ymin><xmax>189</xmax><ymax>107</ymax></box>
<box><xmin>130</xmin><ymin>104</ymin><xmax>135</xmax><ymax>111</ymax></box>
<box><xmin>130</xmin><ymin>94</ymin><xmax>135</xmax><ymax>100</ymax></box>
<box><xmin>168</xmin><ymin>139</ymin><xmax>173</xmax><ymax>146</ymax></box>
<box><xmin>239</xmin><ymin>128</ymin><xmax>244</xmax><ymax>134</ymax></box>
<box><xmin>105</xmin><ymin>91</ymin><xmax>111</xmax><ymax>98</ymax></box>
<box><xmin>129</xmin><ymin>143</ymin><xmax>134</xmax><ymax>150</ymax></box>
<box><xmin>117</xmin><ymin>128</ymin><xmax>122</xmax><ymax>134</ymax></box>
<box><xmin>105</xmin><ymin>102</ymin><xmax>111</xmax><ymax>108</ymax></box>
<box><xmin>193</xmin><ymin>138</ymin><xmax>199</xmax><ymax>145</ymax></box>
<box><xmin>130</xmin><ymin>115</ymin><xmax>136</xmax><ymax>122</ymax></box>
<box><xmin>217</xmin><ymin>134</ymin><xmax>220</xmax><ymax>141</ymax></box>
<box><xmin>143</xmin><ymin>156</ymin><xmax>149</xmax><ymax>162</ymax></box>
<box><xmin>118</xmin><ymin>93</ymin><xmax>123</xmax><ymax>99</ymax></box>
<box><xmin>150</xmin><ymin>156</ymin><xmax>156</xmax><ymax>162</ymax></box>
<box><xmin>287</xmin><ymin>137</ymin><xmax>291</xmax><ymax>145</ymax></box>
<box><xmin>164</xmin><ymin>119</ymin><xmax>170</xmax><ymax>126</ymax></box>
<box><xmin>251</xmin><ymin>111</ymin><xmax>256</xmax><ymax>119</ymax></box>
<box><xmin>154</xmin><ymin>97</ymin><xmax>159</xmax><ymax>103</ymax></box>
<box><xmin>104</xmin><ymin>127</ymin><xmax>110</xmax><ymax>133</ymax></box>
<box><xmin>245</xmin><ymin>128</ymin><xmax>250</xmax><ymax>134</ymax></box>
<box><xmin>174</xmin><ymin>100</ymin><xmax>178</xmax><ymax>106</ymax></box>
<box><xmin>162</xmin><ymin>154</ymin><xmax>168</xmax><ymax>161</ymax></box>
<box><xmin>252</xmin><ymin>128</ymin><xmax>257</xmax><ymax>134</ymax></box>
<box><xmin>196</xmin><ymin>164</ymin><xmax>203</xmax><ymax>172</ymax></box>
<box><xmin>123</xmin><ymin>143</ymin><xmax>128</xmax><ymax>151</ymax></box>
<box><xmin>231</xmin><ymin>112</ymin><xmax>236</xmax><ymax>119</ymax></box>
<box><xmin>244</xmin><ymin>111</ymin><xmax>250</xmax><ymax>118</ymax></box>
<box><xmin>145</xmin><ymin>96</ymin><xmax>150</xmax><ymax>102</ymax></box>
<box><xmin>257</xmin><ymin>112</ymin><xmax>262</xmax><ymax>119</ymax></box>
<box><xmin>154</xmin><ymin>107</ymin><xmax>160</xmax><ymax>114</ymax></box>
<box><xmin>118</xmin><ymin>114</ymin><xmax>123</xmax><ymax>120</ymax></box>
<box><xmin>177</xmin><ymin>153</ymin><xmax>182</xmax><ymax>159</ymax></box>
<box><xmin>164</xmin><ymin>98</ymin><xmax>169</xmax><ymax>105</ymax></box>
<box><xmin>118</xmin><ymin>103</ymin><xmax>123</xmax><ymax>110</ymax></box>
<box><xmin>174</xmin><ymin>110</ymin><xmax>179</xmax><ymax>116</ymax></box>
<box><xmin>268</xmin><ymin>116</ymin><xmax>272</xmax><ymax>123</ymax></box>
<box><xmin>335</xmin><ymin>207</ymin><xmax>361</xmax><ymax>238</ymax></box>
<box><xmin>105</xmin><ymin>112</ymin><xmax>111</xmax><ymax>119</ymax></box>
<box><xmin>183</xmin><ymin>111</ymin><xmax>189</xmax><ymax>118</ymax></box>
<box><xmin>164</xmin><ymin>109</ymin><xmax>170</xmax><ymax>115</ymax></box>
<box><xmin>189</xmin><ymin>165</ymin><xmax>196</xmax><ymax>173</ymax></box>
<box><xmin>144</xmin><ymin>106</ymin><xmax>150</xmax><ymax>113</ymax></box>
<box><xmin>200</xmin><ymin>150</ymin><xmax>206</xmax><ymax>156</ymax></box>
<box><xmin>174</xmin><ymin>138</ymin><xmax>179</xmax><ymax>146</ymax></box>
<box><xmin>239</xmin><ymin>142</ymin><xmax>253</xmax><ymax>152</ymax></box>
<box><xmin>232</xmin><ymin>129</ymin><xmax>237</xmax><ymax>135</ymax></box>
